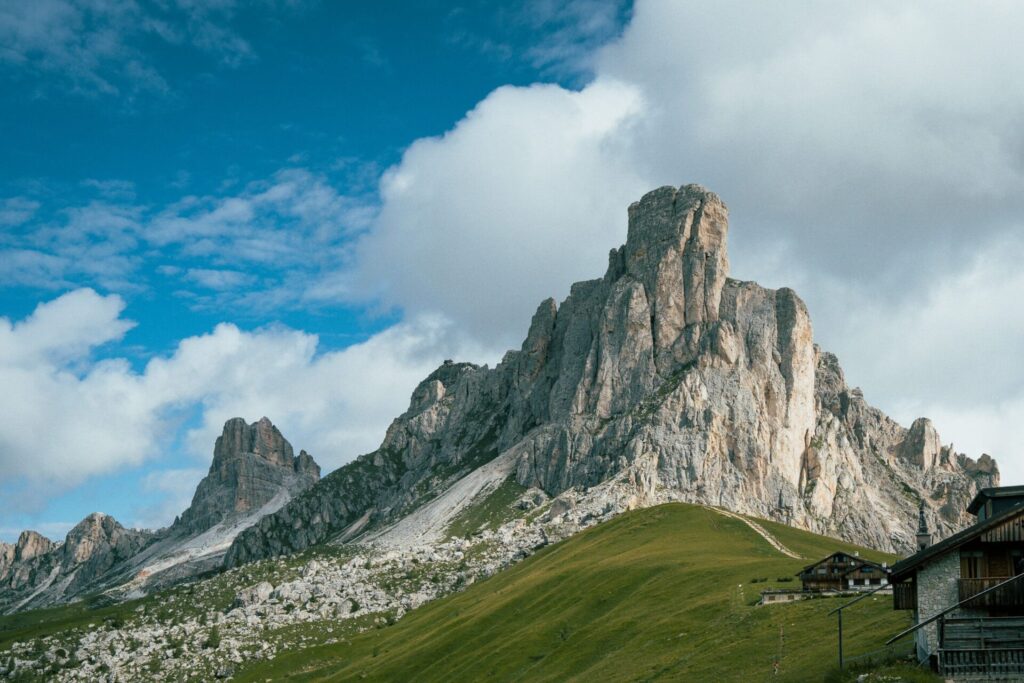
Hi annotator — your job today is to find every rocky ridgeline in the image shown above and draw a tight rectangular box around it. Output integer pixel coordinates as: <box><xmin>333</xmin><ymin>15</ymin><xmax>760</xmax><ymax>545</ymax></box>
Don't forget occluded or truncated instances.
<box><xmin>0</xmin><ymin>418</ymin><xmax>320</xmax><ymax>614</ymax></box>
<box><xmin>0</xmin><ymin>184</ymin><xmax>1003</xmax><ymax>678</ymax></box>
<box><xmin>227</xmin><ymin>185</ymin><xmax>997</xmax><ymax>567</ymax></box>
<box><xmin>1</xmin><ymin>480</ymin><xmax>627</xmax><ymax>681</ymax></box>
<box><xmin>0</xmin><ymin>515</ymin><xmax>153</xmax><ymax>615</ymax></box>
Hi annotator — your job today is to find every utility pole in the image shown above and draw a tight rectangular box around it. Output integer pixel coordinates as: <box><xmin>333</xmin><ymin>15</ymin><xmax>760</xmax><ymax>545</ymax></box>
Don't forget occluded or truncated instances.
<box><xmin>837</xmin><ymin>609</ymin><xmax>843</xmax><ymax>669</ymax></box>
<box><xmin>829</xmin><ymin>581</ymin><xmax>891</xmax><ymax>672</ymax></box>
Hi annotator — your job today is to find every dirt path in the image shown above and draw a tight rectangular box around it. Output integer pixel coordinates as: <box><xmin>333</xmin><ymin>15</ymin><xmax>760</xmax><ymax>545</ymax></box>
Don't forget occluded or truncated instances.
<box><xmin>706</xmin><ymin>506</ymin><xmax>802</xmax><ymax>559</ymax></box>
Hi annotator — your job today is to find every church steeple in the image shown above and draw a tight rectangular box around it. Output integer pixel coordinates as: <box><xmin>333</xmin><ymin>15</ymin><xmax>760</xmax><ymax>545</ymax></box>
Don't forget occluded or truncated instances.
<box><xmin>916</xmin><ymin>500</ymin><xmax>932</xmax><ymax>551</ymax></box>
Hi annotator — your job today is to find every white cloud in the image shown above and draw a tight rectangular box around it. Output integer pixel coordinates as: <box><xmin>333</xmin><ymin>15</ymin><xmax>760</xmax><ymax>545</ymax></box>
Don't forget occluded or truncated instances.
<box><xmin>0</xmin><ymin>197</ymin><xmax>40</xmax><ymax>226</ymax></box>
<box><xmin>1</xmin><ymin>167</ymin><xmax>375</xmax><ymax>311</ymax></box>
<box><xmin>355</xmin><ymin>79</ymin><xmax>648</xmax><ymax>346</ymax></box>
<box><xmin>595</xmin><ymin>1</ymin><xmax>1024</xmax><ymax>289</ymax></box>
<box><xmin>345</xmin><ymin>0</ymin><xmax>1024</xmax><ymax>481</ymax></box>
<box><xmin>8</xmin><ymin>0</ymin><xmax>1024</xmax><ymax>533</ymax></box>
<box><xmin>0</xmin><ymin>0</ymin><xmax>258</xmax><ymax>96</ymax></box>
<box><xmin>0</xmin><ymin>288</ymin><xmax>135</xmax><ymax>367</ymax></box>
<box><xmin>134</xmin><ymin>468</ymin><xmax>206</xmax><ymax>530</ymax></box>
<box><xmin>0</xmin><ymin>288</ymin><xmax>493</xmax><ymax>518</ymax></box>
<box><xmin>184</xmin><ymin>268</ymin><xmax>256</xmax><ymax>291</ymax></box>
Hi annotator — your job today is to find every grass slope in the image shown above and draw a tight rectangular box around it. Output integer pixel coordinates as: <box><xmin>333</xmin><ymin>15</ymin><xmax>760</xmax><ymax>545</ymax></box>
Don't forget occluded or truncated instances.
<box><xmin>238</xmin><ymin>504</ymin><xmax>921</xmax><ymax>682</ymax></box>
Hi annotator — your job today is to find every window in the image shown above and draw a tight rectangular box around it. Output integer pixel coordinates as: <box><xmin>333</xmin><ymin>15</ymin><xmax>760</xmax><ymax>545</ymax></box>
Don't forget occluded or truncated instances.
<box><xmin>870</xmin><ymin>578</ymin><xmax>881</xmax><ymax>585</ymax></box>
<box><xmin>817</xmin><ymin>568</ymin><xmax>827</xmax><ymax>575</ymax></box>
<box><xmin>862</xmin><ymin>566</ymin><xmax>874</xmax><ymax>573</ymax></box>
<box><xmin>961</xmin><ymin>551</ymin><xmax>984</xmax><ymax>578</ymax></box>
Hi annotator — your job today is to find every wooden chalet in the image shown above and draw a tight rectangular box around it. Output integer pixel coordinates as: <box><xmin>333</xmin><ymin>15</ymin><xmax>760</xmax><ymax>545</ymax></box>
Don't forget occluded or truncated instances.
<box><xmin>797</xmin><ymin>552</ymin><xmax>891</xmax><ymax>592</ymax></box>
<box><xmin>889</xmin><ymin>487</ymin><xmax>1024</xmax><ymax>679</ymax></box>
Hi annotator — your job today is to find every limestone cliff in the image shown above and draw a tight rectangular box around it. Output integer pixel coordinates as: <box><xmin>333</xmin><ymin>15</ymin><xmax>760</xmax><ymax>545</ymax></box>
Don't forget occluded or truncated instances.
<box><xmin>227</xmin><ymin>185</ymin><xmax>997</xmax><ymax>566</ymax></box>
<box><xmin>174</xmin><ymin>417</ymin><xmax>320</xmax><ymax>536</ymax></box>
<box><xmin>0</xmin><ymin>515</ymin><xmax>152</xmax><ymax>613</ymax></box>
<box><xmin>0</xmin><ymin>417</ymin><xmax>320</xmax><ymax>613</ymax></box>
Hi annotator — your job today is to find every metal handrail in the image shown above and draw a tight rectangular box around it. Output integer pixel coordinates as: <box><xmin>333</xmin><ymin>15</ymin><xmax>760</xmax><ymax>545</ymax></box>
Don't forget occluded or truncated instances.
<box><xmin>885</xmin><ymin>572</ymin><xmax>1024</xmax><ymax>645</ymax></box>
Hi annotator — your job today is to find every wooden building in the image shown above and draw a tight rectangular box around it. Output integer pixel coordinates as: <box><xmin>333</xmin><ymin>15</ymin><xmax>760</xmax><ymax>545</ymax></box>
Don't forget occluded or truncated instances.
<box><xmin>797</xmin><ymin>552</ymin><xmax>891</xmax><ymax>592</ymax></box>
<box><xmin>889</xmin><ymin>488</ymin><xmax>1024</xmax><ymax>678</ymax></box>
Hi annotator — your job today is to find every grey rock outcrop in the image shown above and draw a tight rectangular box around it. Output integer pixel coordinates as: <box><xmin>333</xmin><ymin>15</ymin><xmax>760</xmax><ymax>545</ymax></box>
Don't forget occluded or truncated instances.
<box><xmin>1</xmin><ymin>417</ymin><xmax>320</xmax><ymax>614</ymax></box>
<box><xmin>175</xmin><ymin>417</ymin><xmax>321</xmax><ymax>536</ymax></box>
<box><xmin>227</xmin><ymin>185</ymin><xmax>997</xmax><ymax>566</ymax></box>
<box><xmin>0</xmin><ymin>515</ymin><xmax>152</xmax><ymax>613</ymax></box>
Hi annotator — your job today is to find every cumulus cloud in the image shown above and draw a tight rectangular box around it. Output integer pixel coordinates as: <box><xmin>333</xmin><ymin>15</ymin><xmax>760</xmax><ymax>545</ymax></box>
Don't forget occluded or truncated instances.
<box><xmin>0</xmin><ymin>290</ymin><xmax>154</xmax><ymax>493</ymax></box>
<box><xmin>344</xmin><ymin>0</ymin><xmax>1024</xmax><ymax>481</ymax></box>
<box><xmin>0</xmin><ymin>288</ymin><xmax>492</xmax><ymax>520</ymax></box>
<box><xmin>7</xmin><ymin>0</ymin><xmax>1024</xmax><ymax>533</ymax></box>
<box><xmin>134</xmin><ymin>468</ymin><xmax>207</xmax><ymax>530</ymax></box>
<box><xmin>596</xmin><ymin>1</ymin><xmax>1024</xmax><ymax>293</ymax></box>
<box><xmin>355</xmin><ymin>79</ymin><xmax>648</xmax><ymax>346</ymax></box>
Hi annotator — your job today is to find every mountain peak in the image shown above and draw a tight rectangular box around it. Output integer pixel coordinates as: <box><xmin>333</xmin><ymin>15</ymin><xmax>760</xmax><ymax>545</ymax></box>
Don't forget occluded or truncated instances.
<box><xmin>14</xmin><ymin>531</ymin><xmax>54</xmax><ymax>562</ymax></box>
<box><xmin>602</xmin><ymin>184</ymin><xmax>731</xmax><ymax>375</ymax></box>
<box><xmin>175</xmin><ymin>417</ymin><xmax>320</xmax><ymax>535</ymax></box>
<box><xmin>227</xmin><ymin>184</ymin><xmax>993</xmax><ymax>567</ymax></box>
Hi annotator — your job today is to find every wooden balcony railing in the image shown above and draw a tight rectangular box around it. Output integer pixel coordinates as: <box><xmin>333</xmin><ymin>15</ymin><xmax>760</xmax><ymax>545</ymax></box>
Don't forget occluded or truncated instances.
<box><xmin>938</xmin><ymin>647</ymin><xmax>1024</xmax><ymax>677</ymax></box>
<box><xmin>893</xmin><ymin>581</ymin><xmax>916</xmax><ymax>610</ymax></box>
<box><xmin>959</xmin><ymin>577</ymin><xmax>1024</xmax><ymax>607</ymax></box>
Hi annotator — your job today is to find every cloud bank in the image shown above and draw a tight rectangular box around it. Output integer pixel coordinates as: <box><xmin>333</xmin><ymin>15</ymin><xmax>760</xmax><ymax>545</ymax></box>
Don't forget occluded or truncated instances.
<box><xmin>5</xmin><ymin>0</ymin><xmax>1024</xmax><ymax>532</ymax></box>
<box><xmin>349</xmin><ymin>0</ymin><xmax>1024</xmax><ymax>480</ymax></box>
<box><xmin>0</xmin><ymin>289</ymin><xmax>490</xmax><ymax>519</ymax></box>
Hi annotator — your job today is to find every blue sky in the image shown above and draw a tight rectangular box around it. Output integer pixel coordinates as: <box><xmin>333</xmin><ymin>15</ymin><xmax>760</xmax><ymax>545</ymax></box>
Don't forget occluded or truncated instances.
<box><xmin>0</xmin><ymin>0</ymin><xmax>626</xmax><ymax>355</ymax></box>
<box><xmin>3</xmin><ymin>1</ymin><xmax>1024</xmax><ymax>543</ymax></box>
<box><xmin>0</xmin><ymin>0</ymin><xmax>633</xmax><ymax>540</ymax></box>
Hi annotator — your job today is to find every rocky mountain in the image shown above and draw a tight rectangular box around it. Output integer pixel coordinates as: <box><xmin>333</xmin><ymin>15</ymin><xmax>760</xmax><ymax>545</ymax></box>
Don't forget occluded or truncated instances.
<box><xmin>0</xmin><ymin>515</ymin><xmax>152</xmax><ymax>614</ymax></box>
<box><xmin>0</xmin><ymin>417</ymin><xmax>319</xmax><ymax>614</ymax></box>
<box><xmin>227</xmin><ymin>184</ymin><xmax>997</xmax><ymax>567</ymax></box>
<box><xmin>174</xmin><ymin>417</ymin><xmax>320</xmax><ymax>536</ymax></box>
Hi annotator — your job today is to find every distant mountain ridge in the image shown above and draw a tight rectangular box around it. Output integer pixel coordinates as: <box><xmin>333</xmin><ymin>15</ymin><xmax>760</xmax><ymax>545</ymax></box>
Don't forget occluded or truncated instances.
<box><xmin>225</xmin><ymin>184</ymin><xmax>997</xmax><ymax>568</ymax></box>
<box><xmin>1</xmin><ymin>185</ymin><xmax>999</xmax><ymax>616</ymax></box>
<box><xmin>0</xmin><ymin>417</ymin><xmax>319</xmax><ymax>614</ymax></box>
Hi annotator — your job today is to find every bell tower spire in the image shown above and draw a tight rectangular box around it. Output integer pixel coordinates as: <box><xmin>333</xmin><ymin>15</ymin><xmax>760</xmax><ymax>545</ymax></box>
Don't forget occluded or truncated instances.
<box><xmin>915</xmin><ymin>500</ymin><xmax>932</xmax><ymax>551</ymax></box>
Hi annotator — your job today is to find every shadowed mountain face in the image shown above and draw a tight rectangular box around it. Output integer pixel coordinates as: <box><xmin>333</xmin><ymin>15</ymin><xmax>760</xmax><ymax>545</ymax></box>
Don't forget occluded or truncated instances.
<box><xmin>226</xmin><ymin>185</ymin><xmax>997</xmax><ymax>568</ymax></box>
<box><xmin>0</xmin><ymin>418</ymin><xmax>319</xmax><ymax>614</ymax></box>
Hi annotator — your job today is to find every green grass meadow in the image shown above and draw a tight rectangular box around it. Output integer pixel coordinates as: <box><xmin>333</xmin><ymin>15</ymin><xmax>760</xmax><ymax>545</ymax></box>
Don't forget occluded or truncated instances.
<box><xmin>237</xmin><ymin>504</ymin><xmax>928</xmax><ymax>682</ymax></box>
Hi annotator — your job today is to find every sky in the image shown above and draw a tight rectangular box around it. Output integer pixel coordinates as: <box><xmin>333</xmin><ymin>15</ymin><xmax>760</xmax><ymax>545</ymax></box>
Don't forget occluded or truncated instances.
<box><xmin>1</xmin><ymin>0</ymin><xmax>1022</xmax><ymax>542</ymax></box>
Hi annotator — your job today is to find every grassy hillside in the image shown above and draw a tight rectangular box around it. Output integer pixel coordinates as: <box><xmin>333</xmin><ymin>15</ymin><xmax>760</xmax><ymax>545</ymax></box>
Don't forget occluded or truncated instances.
<box><xmin>236</xmin><ymin>504</ymin><xmax>922</xmax><ymax>682</ymax></box>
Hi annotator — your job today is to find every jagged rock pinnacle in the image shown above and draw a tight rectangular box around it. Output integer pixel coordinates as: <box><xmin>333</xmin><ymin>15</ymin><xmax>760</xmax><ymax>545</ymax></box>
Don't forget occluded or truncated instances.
<box><xmin>175</xmin><ymin>417</ymin><xmax>321</xmax><ymax>536</ymax></box>
<box><xmin>226</xmin><ymin>184</ymin><xmax>996</xmax><ymax>566</ymax></box>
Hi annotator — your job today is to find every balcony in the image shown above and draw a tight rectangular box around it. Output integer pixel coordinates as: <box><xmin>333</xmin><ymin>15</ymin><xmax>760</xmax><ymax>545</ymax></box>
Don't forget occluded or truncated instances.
<box><xmin>959</xmin><ymin>577</ymin><xmax>1024</xmax><ymax>608</ymax></box>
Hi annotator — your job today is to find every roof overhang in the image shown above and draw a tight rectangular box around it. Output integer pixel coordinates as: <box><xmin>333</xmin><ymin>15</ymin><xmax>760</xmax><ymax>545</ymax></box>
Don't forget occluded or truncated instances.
<box><xmin>891</xmin><ymin>503</ymin><xmax>1024</xmax><ymax>581</ymax></box>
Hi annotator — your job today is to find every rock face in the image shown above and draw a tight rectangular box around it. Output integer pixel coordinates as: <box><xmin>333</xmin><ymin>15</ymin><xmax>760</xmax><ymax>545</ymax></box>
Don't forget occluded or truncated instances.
<box><xmin>175</xmin><ymin>417</ymin><xmax>320</xmax><ymax>535</ymax></box>
<box><xmin>0</xmin><ymin>417</ymin><xmax>320</xmax><ymax>614</ymax></box>
<box><xmin>0</xmin><ymin>515</ymin><xmax>152</xmax><ymax>613</ymax></box>
<box><xmin>227</xmin><ymin>185</ymin><xmax>997</xmax><ymax>566</ymax></box>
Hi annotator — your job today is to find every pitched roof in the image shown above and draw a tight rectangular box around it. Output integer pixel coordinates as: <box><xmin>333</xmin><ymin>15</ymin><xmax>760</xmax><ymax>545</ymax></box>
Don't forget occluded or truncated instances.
<box><xmin>840</xmin><ymin>557</ymin><xmax>890</xmax><ymax>577</ymax></box>
<box><xmin>796</xmin><ymin>551</ymin><xmax>884</xmax><ymax>577</ymax></box>
<box><xmin>890</xmin><ymin>504</ymin><xmax>1024</xmax><ymax>581</ymax></box>
<box><xmin>967</xmin><ymin>485</ymin><xmax>1024</xmax><ymax>515</ymax></box>
<box><xmin>798</xmin><ymin>551</ymin><xmax>852</xmax><ymax>574</ymax></box>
